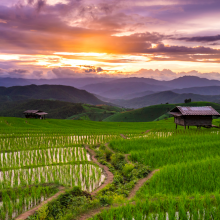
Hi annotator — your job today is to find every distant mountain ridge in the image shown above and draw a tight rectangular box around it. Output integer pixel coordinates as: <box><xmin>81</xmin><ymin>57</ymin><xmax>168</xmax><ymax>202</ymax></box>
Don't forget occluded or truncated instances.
<box><xmin>0</xmin><ymin>84</ymin><xmax>105</xmax><ymax>105</ymax></box>
<box><xmin>81</xmin><ymin>81</ymin><xmax>170</xmax><ymax>99</ymax></box>
<box><xmin>81</xmin><ymin>76</ymin><xmax>220</xmax><ymax>99</ymax></box>
<box><xmin>111</xmin><ymin>91</ymin><xmax>220</xmax><ymax>109</ymax></box>
<box><xmin>1</xmin><ymin>76</ymin><xmax>220</xmax><ymax>100</ymax></box>
<box><xmin>0</xmin><ymin>99</ymin><xmax>123</xmax><ymax>120</ymax></box>
<box><xmin>121</xmin><ymin>86</ymin><xmax>220</xmax><ymax>100</ymax></box>
<box><xmin>172</xmin><ymin>86</ymin><xmax>220</xmax><ymax>96</ymax></box>
<box><xmin>0</xmin><ymin>77</ymin><xmax>114</xmax><ymax>88</ymax></box>
<box><xmin>103</xmin><ymin>102</ymin><xmax>220</xmax><ymax>122</ymax></box>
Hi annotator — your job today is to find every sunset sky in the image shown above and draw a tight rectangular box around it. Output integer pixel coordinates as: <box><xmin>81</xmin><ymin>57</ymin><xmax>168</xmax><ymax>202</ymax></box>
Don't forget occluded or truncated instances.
<box><xmin>1</xmin><ymin>0</ymin><xmax>220</xmax><ymax>80</ymax></box>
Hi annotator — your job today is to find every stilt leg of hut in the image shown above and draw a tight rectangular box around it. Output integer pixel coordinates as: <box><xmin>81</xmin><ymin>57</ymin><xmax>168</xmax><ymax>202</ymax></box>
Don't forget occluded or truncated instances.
<box><xmin>184</xmin><ymin>126</ymin><xmax>186</xmax><ymax>130</ymax></box>
<box><xmin>176</xmin><ymin>124</ymin><xmax>177</xmax><ymax>129</ymax></box>
<box><xmin>188</xmin><ymin>126</ymin><xmax>189</xmax><ymax>129</ymax></box>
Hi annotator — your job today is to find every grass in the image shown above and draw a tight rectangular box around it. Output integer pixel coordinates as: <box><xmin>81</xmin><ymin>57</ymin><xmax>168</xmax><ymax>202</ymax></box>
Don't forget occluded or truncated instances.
<box><xmin>104</xmin><ymin>101</ymin><xmax>220</xmax><ymax>122</ymax></box>
<box><xmin>109</xmin><ymin>129</ymin><xmax>220</xmax><ymax>197</ymax></box>
<box><xmin>67</xmin><ymin>104</ymin><xmax>125</xmax><ymax>121</ymax></box>
<box><xmin>0</xmin><ymin>116</ymin><xmax>189</xmax><ymax>135</ymax></box>
<box><xmin>0</xmin><ymin>116</ymin><xmax>220</xmax><ymax>219</ymax></box>
<box><xmin>142</xmin><ymin>158</ymin><xmax>220</xmax><ymax>196</ymax></box>
<box><xmin>89</xmin><ymin>120</ymin><xmax>220</xmax><ymax>219</ymax></box>
<box><xmin>110</xmin><ymin>130</ymin><xmax>220</xmax><ymax>167</ymax></box>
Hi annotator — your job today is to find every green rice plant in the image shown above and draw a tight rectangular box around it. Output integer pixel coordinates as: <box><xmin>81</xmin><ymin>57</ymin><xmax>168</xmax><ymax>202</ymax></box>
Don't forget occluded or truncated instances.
<box><xmin>110</xmin><ymin>130</ymin><xmax>220</xmax><ymax>168</ymax></box>
<box><xmin>138</xmin><ymin>158</ymin><xmax>220</xmax><ymax>197</ymax></box>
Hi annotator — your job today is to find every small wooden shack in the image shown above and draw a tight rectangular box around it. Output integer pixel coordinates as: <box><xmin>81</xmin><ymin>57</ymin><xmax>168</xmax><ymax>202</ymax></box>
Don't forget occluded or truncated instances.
<box><xmin>23</xmin><ymin>110</ymin><xmax>48</xmax><ymax>119</ymax></box>
<box><xmin>169</xmin><ymin>106</ymin><xmax>220</xmax><ymax>129</ymax></box>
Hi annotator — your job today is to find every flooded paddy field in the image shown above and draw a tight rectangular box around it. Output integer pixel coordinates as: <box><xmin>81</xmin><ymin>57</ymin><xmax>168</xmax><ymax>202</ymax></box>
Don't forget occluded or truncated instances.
<box><xmin>0</xmin><ymin>147</ymin><xmax>90</xmax><ymax>168</ymax></box>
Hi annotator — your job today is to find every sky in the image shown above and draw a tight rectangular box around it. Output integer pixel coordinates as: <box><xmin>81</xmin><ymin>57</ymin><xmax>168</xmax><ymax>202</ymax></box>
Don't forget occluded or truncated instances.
<box><xmin>0</xmin><ymin>0</ymin><xmax>220</xmax><ymax>80</ymax></box>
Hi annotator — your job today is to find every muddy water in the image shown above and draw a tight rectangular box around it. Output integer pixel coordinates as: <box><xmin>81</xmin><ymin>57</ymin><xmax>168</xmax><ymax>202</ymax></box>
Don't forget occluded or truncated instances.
<box><xmin>0</xmin><ymin>195</ymin><xmax>53</xmax><ymax>220</ymax></box>
<box><xmin>0</xmin><ymin>147</ymin><xmax>91</xmax><ymax>168</ymax></box>
<box><xmin>0</xmin><ymin>164</ymin><xmax>104</xmax><ymax>192</ymax></box>
<box><xmin>0</xmin><ymin>134</ymin><xmax>118</xmax><ymax>151</ymax></box>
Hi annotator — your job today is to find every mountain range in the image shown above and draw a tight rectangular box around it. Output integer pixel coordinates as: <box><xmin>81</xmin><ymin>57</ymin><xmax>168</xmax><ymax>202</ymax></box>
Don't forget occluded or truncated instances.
<box><xmin>0</xmin><ymin>77</ymin><xmax>114</xmax><ymax>88</ymax></box>
<box><xmin>0</xmin><ymin>84</ymin><xmax>105</xmax><ymax>105</ymax></box>
<box><xmin>111</xmin><ymin>91</ymin><xmax>220</xmax><ymax>109</ymax></box>
<box><xmin>81</xmin><ymin>76</ymin><xmax>220</xmax><ymax>99</ymax></box>
<box><xmin>1</xmin><ymin>75</ymin><xmax>220</xmax><ymax>110</ymax></box>
<box><xmin>104</xmin><ymin>102</ymin><xmax>220</xmax><ymax>122</ymax></box>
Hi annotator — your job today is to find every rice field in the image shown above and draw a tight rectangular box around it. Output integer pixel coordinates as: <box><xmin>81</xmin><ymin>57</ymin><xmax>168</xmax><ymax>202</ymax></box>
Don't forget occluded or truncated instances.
<box><xmin>90</xmin><ymin>195</ymin><xmax>220</xmax><ymax>220</ymax></box>
<box><xmin>141</xmin><ymin>158</ymin><xmax>220</xmax><ymax>197</ymax></box>
<box><xmin>0</xmin><ymin>117</ymin><xmax>219</xmax><ymax>219</ymax></box>
<box><xmin>0</xmin><ymin>134</ymin><xmax>117</xmax><ymax>151</ymax></box>
<box><xmin>0</xmin><ymin>119</ymin><xmax>126</xmax><ymax>219</ymax></box>
<box><xmin>0</xmin><ymin>147</ymin><xmax>90</xmax><ymax>168</ymax></box>
<box><xmin>91</xmin><ymin>128</ymin><xmax>220</xmax><ymax>219</ymax></box>
<box><xmin>110</xmin><ymin>130</ymin><xmax>220</xmax><ymax>167</ymax></box>
<box><xmin>0</xmin><ymin>164</ymin><xmax>103</xmax><ymax>191</ymax></box>
<box><xmin>0</xmin><ymin>186</ymin><xmax>58</xmax><ymax>220</ymax></box>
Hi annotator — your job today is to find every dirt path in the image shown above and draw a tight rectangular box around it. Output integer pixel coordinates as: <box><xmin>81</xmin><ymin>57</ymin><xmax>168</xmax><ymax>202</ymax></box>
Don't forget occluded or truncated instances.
<box><xmin>16</xmin><ymin>145</ymin><xmax>114</xmax><ymax>220</ymax></box>
<box><xmin>79</xmin><ymin>144</ymin><xmax>159</xmax><ymax>220</ymax></box>
<box><xmin>78</xmin><ymin>169</ymin><xmax>159</xmax><ymax>220</ymax></box>
<box><xmin>85</xmin><ymin>146</ymin><xmax>114</xmax><ymax>196</ymax></box>
<box><xmin>124</xmin><ymin>154</ymin><xmax>131</xmax><ymax>163</ymax></box>
<box><xmin>105</xmin><ymin>142</ymin><xmax>131</xmax><ymax>164</ymax></box>
<box><xmin>127</xmin><ymin>169</ymin><xmax>159</xmax><ymax>199</ymax></box>
<box><xmin>15</xmin><ymin>187</ymin><xmax>65</xmax><ymax>220</ymax></box>
<box><xmin>104</xmin><ymin>143</ymin><xmax>114</xmax><ymax>153</ymax></box>
<box><xmin>120</xmin><ymin>134</ymin><xmax>127</xmax><ymax>139</ymax></box>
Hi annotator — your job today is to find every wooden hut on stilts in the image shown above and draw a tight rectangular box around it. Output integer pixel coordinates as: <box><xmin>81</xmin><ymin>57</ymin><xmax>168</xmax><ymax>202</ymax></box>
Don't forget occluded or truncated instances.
<box><xmin>23</xmin><ymin>110</ymin><xmax>48</xmax><ymax>119</ymax></box>
<box><xmin>169</xmin><ymin>106</ymin><xmax>220</xmax><ymax>129</ymax></box>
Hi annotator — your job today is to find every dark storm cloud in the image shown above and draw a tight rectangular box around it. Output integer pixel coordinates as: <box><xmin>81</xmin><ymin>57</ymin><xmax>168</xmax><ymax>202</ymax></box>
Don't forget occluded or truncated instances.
<box><xmin>176</xmin><ymin>35</ymin><xmax>220</xmax><ymax>42</ymax></box>
<box><xmin>0</xmin><ymin>0</ymin><xmax>219</xmax><ymax>54</ymax></box>
<box><xmin>144</xmin><ymin>44</ymin><xmax>220</xmax><ymax>63</ymax></box>
<box><xmin>9</xmin><ymin>69</ymin><xmax>29</xmax><ymax>74</ymax></box>
<box><xmin>28</xmin><ymin>0</ymin><xmax>35</xmax><ymax>5</ymax></box>
<box><xmin>36</xmin><ymin>0</ymin><xmax>46</xmax><ymax>12</ymax></box>
<box><xmin>0</xmin><ymin>68</ymin><xmax>30</xmax><ymax>77</ymax></box>
<box><xmin>1</xmin><ymin>0</ymin><xmax>220</xmax><ymax>80</ymax></box>
<box><xmin>0</xmin><ymin>4</ymin><xmax>163</xmax><ymax>55</ymax></box>
<box><xmin>145</xmin><ymin>44</ymin><xmax>220</xmax><ymax>54</ymax></box>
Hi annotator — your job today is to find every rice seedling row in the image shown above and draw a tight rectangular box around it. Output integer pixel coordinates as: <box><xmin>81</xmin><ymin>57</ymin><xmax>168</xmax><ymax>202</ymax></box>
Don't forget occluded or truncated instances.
<box><xmin>0</xmin><ymin>147</ymin><xmax>90</xmax><ymax>169</ymax></box>
<box><xmin>0</xmin><ymin>186</ymin><xmax>58</xmax><ymax>220</ymax></box>
<box><xmin>110</xmin><ymin>130</ymin><xmax>220</xmax><ymax>168</ymax></box>
<box><xmin>90</xmin><ymin>193</ymin><xmax>220</xmax><ymax>220</ymax></box>
<box><xmin>139</xmin><ymin>157</ymin><xmax>220</xmax><ymax>197</ymax></box>
<box><xmin>0</xmin><ymin>134</ymin><xmax>118</xmax><ymax>151</ymax></box>
<box><xmin>0</xmin><ymin>164</ymin><xmax>104</xmax><ymax>192</ymax></box>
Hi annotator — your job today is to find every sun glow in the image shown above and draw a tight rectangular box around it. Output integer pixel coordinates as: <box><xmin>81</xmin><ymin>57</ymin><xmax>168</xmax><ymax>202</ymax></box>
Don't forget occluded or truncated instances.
<box><xmin>54</xmin><ymin>52</ymin><xmax>107</xmax><ymax>57</ymax></box>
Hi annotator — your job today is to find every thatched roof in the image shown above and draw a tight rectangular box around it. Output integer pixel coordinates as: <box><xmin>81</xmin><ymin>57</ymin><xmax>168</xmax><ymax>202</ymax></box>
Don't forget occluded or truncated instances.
<box><xmin>23</xmin><ymin>110</ymin><xmax>48</xmax><ymax>115</ymax></box>
<box><xmin>169</xmin><ymin>106</ymin><xmax>220</xmax><ymax>116</ymax></box>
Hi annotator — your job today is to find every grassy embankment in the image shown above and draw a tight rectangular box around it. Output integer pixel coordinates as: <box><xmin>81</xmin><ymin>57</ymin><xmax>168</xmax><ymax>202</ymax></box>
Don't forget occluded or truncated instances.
<box><xmin>90</xmin><ymin>121</ymin><xmax>220</xmax><ymax>219</ymax></box>
<box><xmin>0</xmin><ymin>117</ymin><xmax>220</xmax><ymax>219</ymax></box>
<box><xmin>104</xmin><ymin>101</ymin><xmax>220</xmax><ymax>122</ymax></box>
<box><xmin>0</xmin><ymin>116</ymin><xmax>189</xmax><ymax>135</ymax></box>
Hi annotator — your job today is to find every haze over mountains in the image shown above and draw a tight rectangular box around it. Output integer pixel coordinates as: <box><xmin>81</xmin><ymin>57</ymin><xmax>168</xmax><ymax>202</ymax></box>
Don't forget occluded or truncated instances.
<box><xmin>112</xmin><ymin>91</ymin><xmax>220</xmax><ymax>109</ymax></box>
<box><xmin>0</xmin><ymin>84</ymin><xmax>105</xmax><ymax>105</ymax></box>
<box><xmin>1</xmin><ymin>76</ymin><xmax>220</xmax><ymax>109</ymax></box>
<box><xmin>82</xmin><ymin>76</ymin><xmax>220</xmax><ymax>99</ymax></box>
<box><xmin>0</xmin><ymin>77</ymin><xmax>114</xmax><ymax>88</ymax></box>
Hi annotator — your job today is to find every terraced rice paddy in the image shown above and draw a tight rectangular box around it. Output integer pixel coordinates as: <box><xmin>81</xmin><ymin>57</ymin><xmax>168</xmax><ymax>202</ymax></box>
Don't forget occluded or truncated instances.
<box><xmin>91</xmin><ymin>128</ymin><xmax>220</xmax><ymax>220</ymax></box>
<box><xmin>0</xmin><ymin>164</ymin><xmax>103</xmax><ymax>191</ymax></box>
<box><xmin>0</xmin><ymin>186</ymin><xmax>58</xmax><ymax>220</ymax></box>
<box><xmin>0</xmin><ymin>134</ymin><xmax>117</xmax><ymax>151</ymax></box>
<box><xmin>0</xmin><ymin>117</ymin><xmax>219</xmax><ymax>219</ymax></box>
<box><xmin>0</xmin><ymin>122</ymin><xmax>122</xmax><ymax>219</ymax></box>
<box><xmin>0</xmin><ymin>147</ymin><xmax>90</xmax><ymax>168</ymax></box>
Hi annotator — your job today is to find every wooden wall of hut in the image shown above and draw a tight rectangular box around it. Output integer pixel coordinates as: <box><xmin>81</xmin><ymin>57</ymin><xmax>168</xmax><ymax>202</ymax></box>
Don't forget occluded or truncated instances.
<box><xmin>175</xmin><ymin>115</ymin><xmax>212</xmax><ymax>126</ymax></box>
